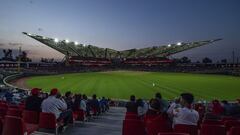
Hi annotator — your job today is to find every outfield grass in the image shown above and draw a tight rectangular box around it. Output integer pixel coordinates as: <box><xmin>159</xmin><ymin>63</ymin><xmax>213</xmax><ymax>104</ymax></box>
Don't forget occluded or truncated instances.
<box><xmin>26</xmin><ymin>71</ymin><xmax>240</xmax><ymax>100</ymax></box>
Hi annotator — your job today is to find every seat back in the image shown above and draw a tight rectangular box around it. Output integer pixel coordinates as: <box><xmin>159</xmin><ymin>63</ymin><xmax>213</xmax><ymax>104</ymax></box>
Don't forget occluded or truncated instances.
<box><xmin>224</xmin><ymin>120</ymin><xmax>240</xmax><ymax>131</ymax></box>
<box><xmin>6</xmin><ymin>108</ymin><xmax>22</xmax><ymax>117</ymax></box>
<box><xmin>221</xmin><ymin>116</ymin><xmax>235</xmax><ymax>122</ymax></box>
<box><xmin>229</xmin><ymin>127</ymin><xmax>240</xmax><ymax>135</ymax></box>
<box><xmin>158</xmin><ymin>133</ymin><xmax>189</xmax><ymax>135</ymax></box>
<box><xmin>122</xmin><ymin>119</ymin><xmax>145</xmax><ymax>135</ymax></box>
<box><xmin>146</xmin><ymin>115</ymin><xmax>172</xmax><ymax>135</ymax></box>
<box><xmin>23</xmin><ymin>110</ymin><xmax>39</xmax><ymax>124</ymax></box>
<box><xmin>174</xmin><ymin>124</ymin><xmax>198</xmax><ymax>135</ymax></box>
<box><xmin>202</xmin><ymin>119</ymin><xmax>223</xmax><ymax>125</ymax></box>
<box><xmin>200</xmin><ymin>124</ymin><xmax>226</xmax><ymax>135</ymax></box>
<box><xmin>39</xmin><ymin>112</ymin><xmax>57</xmax><ymax>129</ymax></box>
<box><xmin>2</xmin><ymin>116</ymin><xmax>26</xmax><ymax>135</ymax></box>
<box><xmin>125</xmin><ymin>114</ymin><xmax>139</xmax><ymax>120</ymax></box>
<box><xmin>0</xmin><ymin>106</ymin><xmax>8</xmax><ymax>117</ymax></box>
<box><xmin>73</xmin><ymin>109</ymin><xmax>85</xmax><ymax>121</ymax></box>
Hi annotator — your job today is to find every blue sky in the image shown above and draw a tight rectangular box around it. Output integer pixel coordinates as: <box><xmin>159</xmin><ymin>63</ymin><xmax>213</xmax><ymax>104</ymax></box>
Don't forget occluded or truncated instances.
<box><xmin>0</xmin><ymin>0</ymin><xmax>240</xmax><ymax>62</ymax></box>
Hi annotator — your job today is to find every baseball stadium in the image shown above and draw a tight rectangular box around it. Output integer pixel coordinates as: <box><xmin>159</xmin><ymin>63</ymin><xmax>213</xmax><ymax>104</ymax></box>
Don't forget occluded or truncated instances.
<box><xmin>0</xmin><ymin>1</ymin><xmax>240</xmax><ymax>135</ymax></box>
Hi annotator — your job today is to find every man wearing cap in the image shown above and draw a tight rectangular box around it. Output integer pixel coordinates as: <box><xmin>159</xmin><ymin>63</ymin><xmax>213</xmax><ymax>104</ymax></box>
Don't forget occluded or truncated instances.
<box><xmin>41</xmin><ymin>88</ymin><xmax>73</xmax><ymax>126</ymax></box>
<box><xmin>25</xmin><ymin>88</ymin><xmax>43</xmax><ymax>112</ymax></box>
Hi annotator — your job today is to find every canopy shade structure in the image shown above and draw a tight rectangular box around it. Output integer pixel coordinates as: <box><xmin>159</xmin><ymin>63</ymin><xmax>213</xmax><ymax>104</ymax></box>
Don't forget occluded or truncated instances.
<box><xmin>22</xmin><ymin>32</ymin><xmax>222</xmax><ymax>59</ymax></box>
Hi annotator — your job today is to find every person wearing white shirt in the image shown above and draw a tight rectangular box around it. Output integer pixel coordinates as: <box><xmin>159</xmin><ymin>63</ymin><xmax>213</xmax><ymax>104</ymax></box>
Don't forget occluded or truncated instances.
<box><xmin>41</xmin><ymin>88</ymin><xmax>73</xmax><ymax>126</ymax></box>
<box><xmin>173</xmin><ymin>93</ymin><xmax>199</xmax><ymax>127</ymax></box>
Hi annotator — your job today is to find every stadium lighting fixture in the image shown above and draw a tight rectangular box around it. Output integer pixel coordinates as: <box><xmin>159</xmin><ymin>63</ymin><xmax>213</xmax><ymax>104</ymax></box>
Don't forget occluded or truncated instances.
<box><xmin>74</xmin><ymin>41</ymin><xmax>78</xmax><ymax>45</ymax></box>
<box><xmin>167</xmin><ymin>44</ymin><xmax>171</xmax><ymax>47</ymax></box>
<box><xmin>54</xmin><ymin>38</ymin><xmax>59</xmax><ymax>43</ymax></box>
<box><xmin>83</xmin><ymin>44</ymin><xmax>86</xmax><ymax>47</ymax></box>
<box><xmin>177</xmin><ymin>42</ymin><xmax>182</xmax><ymax>46</ymax></box>
<box><xmin>27</xmin><ymin>33</ymin><xmax>31</xmax><ymax>36</ymax></box>
<box><xmin>65</xmin><ymin>39</ymin><xmax>69</xmax><ymax>43</ymax></box>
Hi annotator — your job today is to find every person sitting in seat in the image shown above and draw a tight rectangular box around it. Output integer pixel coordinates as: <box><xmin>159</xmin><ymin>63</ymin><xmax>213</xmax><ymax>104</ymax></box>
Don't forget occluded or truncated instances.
<box><xmin>64</xmin><ymin>91</ymin><xmax>73</xmax><ymax>110</ymax></box>
<box><xmin>89</xmin><ymin>94</ymin><xmax>100</xmax><ymax>115</ymax></box>
<box><xmin>146</xmin><ymin>98</ymin><xmax>162</xmax><ymax>115</ymax></box>
<box><xmin>125</xmin><ymin>95</ymin><xmax>138</xmax><ymax>113</ymax></box>
<box><xmin>41</xmin><ymin>88</ymin><xmax>73</xmax><ymax>126</ymax></box>
<box><xmin>25</xmin><ymin>88</ymin><xmax>43</xmax><ymax>112</ymax></box>
<box><xmin>155</xmin><ymin>92</ymin><xmax>169</xmax><ymax>112</ymax></box>
<box><xmin>173</xmin><ymin>93</ymin><xmax>199</xmax><ymax>127</ymax></box>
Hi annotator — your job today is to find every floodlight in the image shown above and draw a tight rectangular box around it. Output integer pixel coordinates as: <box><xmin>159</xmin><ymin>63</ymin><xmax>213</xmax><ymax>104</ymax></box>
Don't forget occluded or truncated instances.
<box><xmin>74</xmin><ymin>41</ymin><xmax>78</xmax><ymax>45</ymax></box>
<box><xmin>177</xmin><ymin>42</ymin><xmax>182</xmax><ymax>46</ymax></box>
<box><xmin>27</xmin><ymin>33</ymin><xmax>31</xmax><ymax>36</ymax></box>
<box><xmin>167</xmin><ymin>44</ymin><xmax>171</xmax><ymax>47</ymax></box>
<box><xmin>43</xmin><ymin>36</ymin><xmax>46</xmax><ymax>39</ymax></box>
<box><xmin>54</xmin><ymin>38</ymin><xmax>59</xmax><ymax>43</ymax></box>
<box><xmin>65</xmin><ymin>39</ymin><xmax>69</xmax><ymax>43</ymax></box>
<box><xmin>83</xmin><ymin>44</ymin><xmax>86</xmax><ymax>47</ymax></box>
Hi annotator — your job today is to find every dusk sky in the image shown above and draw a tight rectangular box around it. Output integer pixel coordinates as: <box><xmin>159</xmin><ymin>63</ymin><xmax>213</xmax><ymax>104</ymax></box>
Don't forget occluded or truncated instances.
<box><xmin>0</xmin><ymin>0</ymin><xmax>240</xmax><ymax>62</ymax></box>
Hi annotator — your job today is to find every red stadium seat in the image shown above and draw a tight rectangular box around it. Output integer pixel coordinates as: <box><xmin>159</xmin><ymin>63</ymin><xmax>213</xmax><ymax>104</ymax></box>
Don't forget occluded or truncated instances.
<box><xmin>2</xmin><ymin>116</ymin><xmax>38</xmax><ymax>135</ymax></box>
<box><xmin>73</xmin><ymin>109</ymin><xmax>85</xmax><ymax>121</ymax></box>
<box><xmin>0</xmin><ymin>106</ymin><xmax>8</xmax><ymax>117</ymax></box>
<box><xmin>0</xmin><ymin>118</ymin><xmax>3</xmax><ymax>135</ymax></box>
<box><xmin>174</xmin><ymin>124</ymin><xmax>198</xmax><ymax>135</ymax></box>
<box><xmin>122</xmin><ymin>119</ymin><xmax>145</xmax><ymax>135</ymax></box>
<box><xmin>221</xmin><ymin>116</ymin><xmax>235</xmax><ymax>122</ymax></box>
<box><xmin>229</xmin><ymin>127</ymin><xmax>240</xmax><ymax>135</ymax></box>
<box><xmin>6</xmin><ymin>108</ymin><xmax>22</xmax><ymax>117</ymax></box>
<box><xmin>158</xmin><ymin>133</ymin><xmax>189</xmax><ymax>135</ymax></box>
<box><xmin>146</xmin><ymin>115</ymin><xmax>172</xmax><ymax>135</ymax></box>
<box><xmin>200</xmin><ymin>124</ymin><xmax>226</xmax><ymax>135</ymax></box>
<box><xmin>202</xmin><ymin>119</ymin><xmax>223</xmax><ymax>125</ymax></box>
<box><xmin>39</xmin><ymin>112</ymin><xmax>61</xmax><ymax>134</ymax></box>
<box><xmin>23</xmin><ymin>110</ymin><xmax>39</xmax><ymax>124</ymax></box>
<box><xmin>224</xmin><ymin>120</ymin><xmax>240</xmax><ymax>131</ymax></box>
<box><xmin>125</xmin><ymin>114</ymin><xmax>139</xmax><ymax>120</ymax></box>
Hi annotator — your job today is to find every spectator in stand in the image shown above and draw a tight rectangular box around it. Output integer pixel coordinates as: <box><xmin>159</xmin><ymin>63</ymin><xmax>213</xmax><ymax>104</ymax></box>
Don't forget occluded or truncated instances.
<box><xmin>64</xmin><ymin>91</ymin><xmax>73</xmax><ymax>109</ymax></box>
<box><xmin>83</xmin><ymin>94</ymin><xmax>91</xmax><ymax>116</ymax></box>
<box><xmin>167</xmin><ymin>98</ymin><xmax>181</xmax><ymax>117</ymax></box>
<box><xmin>100</xmin><ymin>97</ymin><xmax>108</xmax><ymax>112</ymax></box>
<box><xmin>25</xmin><ymin>88</ymin><xmax>43</xmax><ymax>112</ymax></box>
<box><xmin>136</xmin><ymin>98</ymin><xmax>145</xmax><ymax>117</ymax></box>
<box><xmin>173</xmin><ymin>93</ymin><xmax>199</xmax><ymax>127</ymax></box>
<box><xmin>155</xmin><ymin>92</ymin><xmax>169</xmax><ymax>112</ymax></box>
<box><xmin>221</xmin><ymin>100</ymin><xmax>232</xmax><ymax>116</ymax></box>
<box><xmin>89</xmin><ymin>94</ymin><xmax>100</xmax><ymax>115</ymax></box>
<box><xmin>212</xmin><ymin>99</ymin><xmax>224</xmax><ymax>115</ymax></box>
<box><xmin>41</xmin><ymin>88</ymin><xmax>73</xmax><ymax>126</ymax></box>
<box><xmin>73</xmin><ymin>94</ymin><xmax>86</xmax><ymax>112</ymax></box>
<box><xmin>228</xmin><ymin>99</ymin><xmax>240</xmax><ymax>117</ymax></box>
<box><xmin>125</xmin><ymin>95</ymin><xmax>138</xmax><ymax>113</ymax></box>
<box><xmin>146</xmin><ymin>98</ymin><xmax>162</xmax><ymax>115</ymax></box>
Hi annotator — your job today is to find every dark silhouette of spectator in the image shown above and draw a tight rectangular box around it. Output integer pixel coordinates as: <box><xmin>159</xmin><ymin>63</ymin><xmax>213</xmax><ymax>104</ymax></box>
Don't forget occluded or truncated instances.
<box><xmin>212</xmin><ymin>100</ymin><xmax>224</xmax><ymax>115</ymax></box>
<box><xmin>146</xmin><ymin>98</ymin><xmax>161</xmax><ymax>115</ymax></box>
<box><xmin>125</xmin><ymin>95</ymin><xmax>138</xmax><ymax>113</ymax></box>
<box><xmin>64</xmin><ymin>91</ymin><xmax>73</xmax><ymax>109</ymax></box>
<box><xmin>155</xmin><ymin>92</ymin><xmax>169</xmax><ymax>112</ymax></box>
<box><xmin>89</xmin><ymin>94</ymin><xmax>100</xmax><ymax>115</ymax></box>
<box><xmin>25</xmin><ymin>88</ymin><xmax>43</xmax><ymax>112</ymax></box>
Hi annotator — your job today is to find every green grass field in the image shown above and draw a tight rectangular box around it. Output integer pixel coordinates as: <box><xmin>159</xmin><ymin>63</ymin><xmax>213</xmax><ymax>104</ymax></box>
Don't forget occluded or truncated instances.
<box><xmin>26</xmin><ymin>71</ymin><xmax>240</xmax><ymax>101</ymax></box>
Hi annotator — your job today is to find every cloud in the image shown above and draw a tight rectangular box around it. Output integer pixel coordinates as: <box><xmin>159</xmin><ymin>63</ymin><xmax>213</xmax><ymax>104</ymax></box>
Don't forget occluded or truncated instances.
<box><xmin>0</xmin><ymin>43</ymin><xmax>6</xmax><ymax>47</ymax></box>
<box><xmin>8</xmin><ymin>42</ymin><xmax>23</xmax><ymax>46</ymax></box>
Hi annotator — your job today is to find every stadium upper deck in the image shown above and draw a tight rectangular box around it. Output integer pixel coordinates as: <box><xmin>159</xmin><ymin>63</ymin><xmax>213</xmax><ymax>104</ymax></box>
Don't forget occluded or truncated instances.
<box><xmin>22</xmin><ymin>32</ymin><xmax>222</xmax><ymax>59</ymax></box>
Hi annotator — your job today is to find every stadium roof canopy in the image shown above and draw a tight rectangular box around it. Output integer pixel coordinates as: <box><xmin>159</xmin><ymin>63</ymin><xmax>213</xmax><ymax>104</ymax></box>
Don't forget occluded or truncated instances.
<box><xmin>23</xmin><ymin>32</ymin><xmax>222</xmax><ymax>59</ymax></box>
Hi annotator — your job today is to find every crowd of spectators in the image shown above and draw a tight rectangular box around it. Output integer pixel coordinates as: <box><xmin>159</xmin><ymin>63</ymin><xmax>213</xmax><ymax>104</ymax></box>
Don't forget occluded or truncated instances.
<box><xmin>23</xmin><ymin>88</ymin><xmax>110</xmax><ymax>132</ymax></box>
<box><xmin>125</xmin><ymin>92</ymin><xmax>240</xmax><ymax>129</ymax></box>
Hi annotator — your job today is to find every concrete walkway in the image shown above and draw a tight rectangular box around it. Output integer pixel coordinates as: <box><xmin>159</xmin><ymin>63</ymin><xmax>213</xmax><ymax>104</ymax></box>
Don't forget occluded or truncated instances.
<box><xmin>62</xmin><ymin>107</ymin><xmax>125</xmax><ymax>135</ymax></box>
